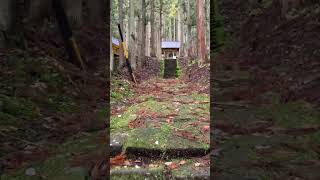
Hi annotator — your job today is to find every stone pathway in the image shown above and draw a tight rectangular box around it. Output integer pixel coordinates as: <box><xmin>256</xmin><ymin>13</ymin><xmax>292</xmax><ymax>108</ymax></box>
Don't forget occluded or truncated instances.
<box><xmin>110</xmin><ymin>78</ymin><xmax>210</xmax><ymax>179</ymax></box>
<box><xmin>212</xmin><ymin>61</ymin><xmax>320</xmax><ymax>179</ymax></box>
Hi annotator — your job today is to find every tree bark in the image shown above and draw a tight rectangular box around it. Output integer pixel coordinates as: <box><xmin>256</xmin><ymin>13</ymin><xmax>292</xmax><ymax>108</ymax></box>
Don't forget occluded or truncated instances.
<box><xmin>150</xmin><ymin>0</ymin><xmax>156</xmax><ymax>57</ymax></box>
<box><xmin>186</xmin><ymin>0</ymin><xmax>192</xmax><ymax>57</ymax></box>
<box><xmin>179</xmin><ymin>4</ymin><xmax>184</xmax><ymax>57</ymax></box>
<box><xmin>65</xmin><ymin>0</ymin><xmax>82</xmax><ymax>26</ymax></box>
<box><xmin>159</xmin><ymin>0</ymin><xmax>163</xmax><ymax>58</ymax></box>
<box><xmin>128</xmin><ymin>0</ymin><xmax>136</xmax><ymax>69</ymax></box>
<box><xmin>88</xmin><ymin>0</ymin><xmax>105</xmax><ymax>26</ymax></box>
<box><xmin>141</xmin><ymin>0</ymin><xmax>146</xmax><ymax>63</ymax></box>
<box><xmin>118</xmin><ymin>0</ymin><xmax>125</xmax><ymax>69</ymax></box>
<box><xmin>197</xmin><ymin>0</ymin><xmax>207</xmax><ymax>64</ymax></box>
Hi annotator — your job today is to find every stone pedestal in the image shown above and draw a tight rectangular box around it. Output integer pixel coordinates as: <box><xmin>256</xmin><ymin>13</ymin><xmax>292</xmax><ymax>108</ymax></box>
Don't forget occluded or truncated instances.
<box><xmin>163</xmin><ymin>59</ymin><xmax>177</xmax><ymax>78</ymax></box>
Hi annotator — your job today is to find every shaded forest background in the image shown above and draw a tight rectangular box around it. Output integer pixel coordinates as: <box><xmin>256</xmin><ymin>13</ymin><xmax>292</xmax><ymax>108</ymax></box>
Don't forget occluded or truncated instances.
<box><xmin>0</xmin><ymin>1</ymin><xmax>110</xmax><ymax>177</ymax></box>
<box><xmin>111</xmin><ymin>0</ymin><xmax>211</xmax><ymax>72</ymax></box>
<box><xmin>214</xmin><ymin>0</ymin><xmax>320</xmax><ymax>106</ymax></box>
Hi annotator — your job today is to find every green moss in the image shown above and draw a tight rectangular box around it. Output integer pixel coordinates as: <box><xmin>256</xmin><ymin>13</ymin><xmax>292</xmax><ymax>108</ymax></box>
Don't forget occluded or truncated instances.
<box><xmin>59</xmin><ymin>131</ymin><xmax>105</xmax><ymax>154</ymax></box>
<box><xmin>96</xmin><ymin>107</ymin><xmax>108</xmax><ymax>121</ymax></box>
<box><xmin>172</xmin><ymin>159</ymin><xmax>209</xmax><ymax>179</ymax></box>
<box><xmin>124</xmin><ymin>123</ymin><xmax>209</xmax><ymax>151</ymax></box>
<box><xmin>159</xmin><ymin>59</ymin><xmax>165</xmax><ymax>77</ymax></box>
<box><xmin>111</xmin><ymin>99</ymin><xmax>173</xmax><ymax>132</ymax></box>
<box><xmin>111</xmin><ymin>167</ymin><xmax>164</xmax><ymax>180</ymax></box>
<box><xmin>0</xmin><ymin>112</ymin><xmax>19</xmax><ymax>126</ymax></box>
<box><xmin>1</xmin><ymin>131</ymin><xmax>105</xmax><ymax>180</ymax></box>
<box><xmin>111</xmin><ymin>80</ymin><xmax>133</xmax><ymax>103</ymax></box>
<box><xmin>258</xmin><ymin>101</ymin><xmax>320</xmax><ymax>129</ymax></box>
<box><xmin>124</xmin><ymin>125</ymin><xmax>171</xmax><ymax>150</ymax></box>
<box><xmin>1</xmin><ymin>97</ymin><xmax>39</xmax><ymax>119</ymax></box>
<box><xmin>175</xmin><ymin>61</ymin><xmax>182</xmax><ymax>78</ymax></box>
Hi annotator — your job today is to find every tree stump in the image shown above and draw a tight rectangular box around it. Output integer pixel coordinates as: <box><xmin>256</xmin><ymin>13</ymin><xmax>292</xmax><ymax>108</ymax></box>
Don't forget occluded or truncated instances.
<box><xmin>163</xmin><ymin>59</ymin><xmax>177</xmax><ymax>79</ymax></box>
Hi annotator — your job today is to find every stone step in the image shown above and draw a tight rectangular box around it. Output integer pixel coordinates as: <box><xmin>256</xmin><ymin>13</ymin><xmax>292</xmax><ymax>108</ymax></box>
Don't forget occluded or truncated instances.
<box><xmin>111</xmin><ymin>158</ymin><xmax>210</xmax><ymax>180</ymax></box>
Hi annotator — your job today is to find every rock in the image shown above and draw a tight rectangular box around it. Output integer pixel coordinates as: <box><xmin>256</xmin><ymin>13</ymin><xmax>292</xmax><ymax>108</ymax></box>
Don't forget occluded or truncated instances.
<box><xmin>25</xmin><ymin>168</ymin><xmax>36</xmax><ymax>176</ymax></box>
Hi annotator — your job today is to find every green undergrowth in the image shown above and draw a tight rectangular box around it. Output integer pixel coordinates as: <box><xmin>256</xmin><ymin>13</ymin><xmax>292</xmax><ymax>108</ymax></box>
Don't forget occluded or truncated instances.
<box><xmin>111</xmin><ymin>167</ymin><xmax>164</xmax><ymax>180</ymax></box>
<box><xmin>112</xmin><ymin>90</ymin><xmax>210</xmax><ymax>152</ymax></box>
<box><xmin>216</xmin><ymin>132</ymin><xmax>320</xmax><ymax>179</ymax></box>
<box><xmin>159</xmin><ymin>58</ymin><xmax>182</xmax><ymax>78</ymax></box>
<box><xmin>258</xmin><ymin>101</ymin><xmax>320</xmax><ymax>129</ymax></box>
<box><xmin>110</xmin><ymin>99</ymin><xmax>173</xmax><ymax>132</ymax></box>
<box><xmin>1</xmin><ymin>131</ymin><xmax>106</xmax><ymax>180</ymax></box>
<box><xmin>111</xmin><ymin>79</ymin><xmax>133</xmax><ymax>103</ymax></box>
<box><xmin>0</xmin><ymin>53</ymin><xmax>79</xmax><ymax>127</ymax></box>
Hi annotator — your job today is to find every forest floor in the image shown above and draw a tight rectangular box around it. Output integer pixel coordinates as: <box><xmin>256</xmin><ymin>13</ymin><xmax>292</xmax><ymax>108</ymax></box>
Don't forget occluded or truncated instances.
<box><xmin>0</xmin><ymin>50</ymin><xmax>108</xmax><ymax>179</ymax></box>
<box><xmin>212</xmin><ymin>56</ymin><xmax>320</xmax><ymax>179</ymax></box>
<box><xmin>110</xmin><ymin>77</ymin><xmax>210</xmax><ymax>179</ymax></box>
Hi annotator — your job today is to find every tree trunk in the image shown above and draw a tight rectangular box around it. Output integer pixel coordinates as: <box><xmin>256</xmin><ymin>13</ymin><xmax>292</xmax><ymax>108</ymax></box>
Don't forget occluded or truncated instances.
<box><xmin>146</xmin><ymin>21</ymin><xmax>151</xmax><ymax>56</ymax></box>
<box><xmin>186</xmin><ymin>0</ymin><xmax>192</xmax><ymax>57</ymax></box>
<box><xmin>150</xmin><ymin>0</ymin><xmax>156</xmax><ymax>57</ymax></box>
<box><xmin>128</xmin><ymin>0</ymin><xmax>136</xmax><ymax>69</ymax></box>
<box><xmin>280</xmin><ymin>0</ymin><xmax>289</xmax><ymax>19</ymax></box>
<box><xmin>159</xmin><ymin>0</ymin><xmax>163</xmax><ymax>58</ymax></box>
<box><xmin>179</xmin><ymin>5</ymin><xmax>184</xmax><ymax>57</ymax></box>
<box><xmin>197</xmin><ymin>0</ymin><xmax>207</xmax><ymax>64</ymax></box>
<box><xmin>88</xmin><ymin>0</ymin><xmax>105</xmax><ymax>25</ymax></box>
<box><xmin>211</xmin><ymin>0</ymin><xmax>216</xmax><ymax>52</ymax></box>
<box><xmin>28</xmin><ymin>0</ymin><xmax>51</xmax><ymax>22</ymax></box>
<box><xmin>118</xmin><ymin>0</ymin><xmax>125</xmax><ymax>69</ymax></box>
<box><xmin>141</xmin><ymin>0</ymin><xmax>146</xmax><ymax>65</ymax></box>
<box><xmin>65</xmin><ymin>0</ymin><xmax>82</xmax><ymax>26</ymax></box>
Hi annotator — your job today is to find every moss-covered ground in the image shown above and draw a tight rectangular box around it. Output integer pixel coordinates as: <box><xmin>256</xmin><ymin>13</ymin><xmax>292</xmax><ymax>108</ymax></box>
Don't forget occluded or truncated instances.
<box><xmin>0</xmin><ymin>51</ymin><xmax>108</xmax><ymax>179</ymax></box>
<box><xmin>110</xmin><ymin>78</ymin><xmax>210</xmax><ymax>179</ymax></box>
<box><xmin>212</xmin><ymin>62</ymin><xmax>320</xmax><ymax>179</ymax></box>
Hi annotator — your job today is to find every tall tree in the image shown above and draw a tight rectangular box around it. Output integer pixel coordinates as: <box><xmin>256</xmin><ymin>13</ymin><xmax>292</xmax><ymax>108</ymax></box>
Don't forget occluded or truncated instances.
<box><xmin>186</xmin><ymin>0</ymin><xmax>192</xmax><ymax>57</ymax></box>
<box><xmin>64</xmin><ymin>0</ymin><xmax>82</xmax><ymax>26</ymax></box>
<box><xmin>140</xmin><ymin>0</ymin><xmax>146</xmax><ymax>66</ymax></box>
<box><xmin>118</xmin><ymin>0</ymin><xmax>125</xmax><ymax>68</ymax></box>
<box><xmin>128</xmin><ymin>0</ymin><xmax>136</xmax><ymax>69</ymax></box>
<box><xmin>88</xmin><ymin>0</ymin><xmax>105</xmax><ymax>25</ymax></box>
<box><xmin>159</xmin><ymin>0</ymin><xmax>163</xmax><ymax>57</ymax></box>
<box><xmin>179</xmin><ymin>2</ymin><xmax>184</xmax><ymax>57</ymax></box>
<box><xmin>197</xmin><ymin>0</ymin><xmax>207</xmax><ymax>64</ymax></box>
<box><xmin>280</xmin><ymin>0</ymin><xmax>289</xmax><ymax>19</ymax></box>
<box><xmin>150</xmin><ymin>0</ymin><xmax>156</xmax><ymax>57</ymax></box>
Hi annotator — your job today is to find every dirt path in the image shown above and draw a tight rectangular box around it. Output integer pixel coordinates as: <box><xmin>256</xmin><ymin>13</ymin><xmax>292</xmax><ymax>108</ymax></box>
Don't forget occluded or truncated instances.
<box><xmin>110</xmin><ymin>78</ymin><xmax>210</xmax><ymax>179</ymax></box>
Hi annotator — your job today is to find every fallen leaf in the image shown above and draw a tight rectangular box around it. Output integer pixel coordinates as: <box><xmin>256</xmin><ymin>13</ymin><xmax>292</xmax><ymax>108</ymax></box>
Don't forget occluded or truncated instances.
<box><xmin>201</xmin><ymin>125</ymin><xmax>210</xmax><ymax>133</ymax></box>
<box><xmin>110</xmin><ymin>154</ymin><xmax>126</xmax><ymax>166</ymax></box>
<box><xmin>174</xmin><ymin>130</ymin><xmax>198</xmax><ymax>141</ymax></box>
<box><xmin>168</xmin><ymin>162</ymin><xmax>178</xmax><ymax>170</ymax></box>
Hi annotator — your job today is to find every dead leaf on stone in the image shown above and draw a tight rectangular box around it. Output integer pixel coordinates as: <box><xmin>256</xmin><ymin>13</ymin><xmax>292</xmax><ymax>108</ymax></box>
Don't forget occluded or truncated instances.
<box><xmin>110</xmin><ymin>154</ymin><xmax>126</xmax><ymax>166</ymax></box>
<box><xmin>201</xmin><ymin>125</ymin><xmax>210</xmax><ymax>133</ymax></box>
<box><xmin>168</xmin><ymin>162</ymin><xmax>178</xmax><ymax>170</ymax></box>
